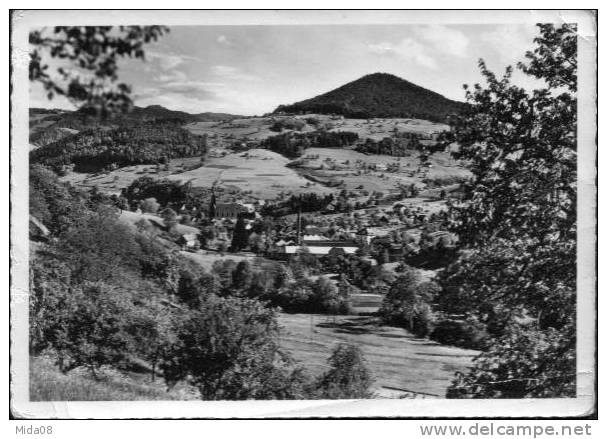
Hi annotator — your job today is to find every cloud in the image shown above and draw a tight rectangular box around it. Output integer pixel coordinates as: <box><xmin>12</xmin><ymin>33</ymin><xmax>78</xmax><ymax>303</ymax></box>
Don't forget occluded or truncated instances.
<box><xmin>216</xmin><ymin>35</ymin><xmax>234</xmax><ymax>46</ymax></box>
<box><xmin>164</xmin><ymin>81</ymin><xmax>224</xmax><ymax>97</ymax></box>
<box><xmin>413</xmin><ymin>25</ymin><xmax>469</xmax><ymax>58</ymax></box>
<box><xmin>368</xmin><ymin>39</ymin><xmax>438</xmax><ymax>70</ymax></box>
<box><xmin>367</xmin><ymin>25</ymin><xmax>469</xmax><ymax>70</ymax></box>
<box><xmin>134</xmin><ymin>81</ymin><xmax>225</xmax><ymax>102</ymax></box>
<box><xmin>210</xmin><ymin>65</ymin><xmax>260</xmax><ymax>82</ymax></box>
<box><xmin>480</xmin><ymin>25</ymin><xmax>538</xmax><ymax>63</ymax></box>
<box><xmin>154</xmin><ymin>70</ymin><xmax>188</xmax><ymax>83</ymax></box>
<box><xmin>145</xmin><ymin>50</ymin><xmax>198</xmax><ymax>71</ymax></box>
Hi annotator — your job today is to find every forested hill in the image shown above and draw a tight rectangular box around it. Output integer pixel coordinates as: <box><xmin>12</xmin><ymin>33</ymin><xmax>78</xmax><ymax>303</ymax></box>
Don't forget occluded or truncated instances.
<box><xmin>30</xmin><ymin>105</ymin><xmax>242</xmax><ymax>130</ymax></box>
<box><xmin>273</xmin><ymin>73</ymin><xmax>465</xmax><ymax>122</ymax></box>
<box><xmin>30</xmin><ymin>122</ymin><xmax>207</xmax><ymax>173</ymax></box>
<box><xmin>128</xmin><ymin>105</ymin><xmax>244</xmax><ymax>123</ymax></box>
<box><xmin>29</xmin><ymin>105</ymin><xmax>242</xmax><ymax>148</ymax></box>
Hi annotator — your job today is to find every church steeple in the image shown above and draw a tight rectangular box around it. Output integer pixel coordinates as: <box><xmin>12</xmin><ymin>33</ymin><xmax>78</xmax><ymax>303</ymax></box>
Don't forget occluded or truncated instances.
<box><xmin>209</xmin><ymin>189</ymin><xmax>217</xmax><ymax>219</ymax></box>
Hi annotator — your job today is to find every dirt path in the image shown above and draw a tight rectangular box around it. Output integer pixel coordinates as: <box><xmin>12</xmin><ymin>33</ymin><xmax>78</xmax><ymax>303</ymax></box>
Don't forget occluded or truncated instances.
<box><xmin>277</xmin><ymin>313</ymin><xmax>478</xmax><ymax>398</ymax></box>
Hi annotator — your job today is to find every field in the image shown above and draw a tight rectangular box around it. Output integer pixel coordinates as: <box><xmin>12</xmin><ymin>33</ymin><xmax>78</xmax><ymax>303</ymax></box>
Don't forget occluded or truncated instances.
<box><xmin>59</xmin><ymin>157</ymin><xmax>208</xmax><ymax>196</ymax></box>
<box><xmin>165</xmin><ymin>149</ymin><xmax>334</xmax><ymax>199</ymax></box>
<box><xmin>59</xmin><ymin>148</ymin><xmax>469</xmax><ymax>202</ymax></box>
<box><xmin>297</xmin><ymin>147</ymin><xmax>470</xmax><ymax>194</ymax></box>
<box><xmin>186</xmin><ymin>114</ymin><xmax>448</xmax><ymax>143</ymax></box>
<box><xmin>278</xmin><ymin>313</ymin><xmax>478</xmax><ymax>398</ymax></box>
<box><xmin>56</xmin><ymin>112</ymin><xmax>469</xmax><ymax>202</ymax></box>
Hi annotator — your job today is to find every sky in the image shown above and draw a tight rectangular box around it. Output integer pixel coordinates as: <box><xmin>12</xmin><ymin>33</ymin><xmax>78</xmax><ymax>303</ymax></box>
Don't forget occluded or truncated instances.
<box><xmin>30</xmin><ymin>24</ymin><xmax>543</xmax><ymax>116</ymax></box>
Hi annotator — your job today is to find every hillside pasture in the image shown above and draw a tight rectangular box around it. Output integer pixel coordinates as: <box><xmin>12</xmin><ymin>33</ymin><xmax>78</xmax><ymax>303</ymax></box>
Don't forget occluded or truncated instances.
<box><xmin>58</xmin><ymin>157</ymin><xmax>206</xmax><ymax>195</ymax></box>
<box><xmin>278</xmin><ymin>313</ymin><xmax>477</xmax><ymax>398</ymax></box>
<box><xmin>298</xmin><ymin>148</ymin><xmax>470</xmax><ymax>194</ymax></box>
<box><xmin>186</xmin><ymin>114</ymin><xmax>448</xmax><ymax>145</ymax></box>
<box><xmin>165</xmin><ymin>149</ymin><xmax>334</xmax><ymax>199</ymax></box>
<box><xmin>186</xmin><ymin>116</ymin><xmax>316</xmax><ymax>143</ymax></box>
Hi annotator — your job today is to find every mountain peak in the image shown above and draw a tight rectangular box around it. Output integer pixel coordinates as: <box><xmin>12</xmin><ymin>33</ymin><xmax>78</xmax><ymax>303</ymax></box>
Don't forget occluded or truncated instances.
<box><xmin>359</xmin><ymin>72</ymin><xmax>402</xmax><ymax>80</ymax></box>
<box><xmin>274</xmin><ymin>73</ymin><xmax>464</xmax><ymax>122</ymax></box>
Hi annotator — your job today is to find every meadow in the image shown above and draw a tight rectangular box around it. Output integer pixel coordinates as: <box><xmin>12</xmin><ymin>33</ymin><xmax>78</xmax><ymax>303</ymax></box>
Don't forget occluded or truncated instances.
<box><xmin>278</xmin><ymin>314</ymin><xmax>478</xmax><ymax>398</ymax></box>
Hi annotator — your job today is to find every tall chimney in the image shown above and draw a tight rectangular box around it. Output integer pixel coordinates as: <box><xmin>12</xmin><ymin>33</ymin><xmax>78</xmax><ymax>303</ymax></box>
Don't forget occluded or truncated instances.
<box><xmin>296</xmin><ymin>195</ymin><xmax>302</xmax><ymax>245</ymax></box>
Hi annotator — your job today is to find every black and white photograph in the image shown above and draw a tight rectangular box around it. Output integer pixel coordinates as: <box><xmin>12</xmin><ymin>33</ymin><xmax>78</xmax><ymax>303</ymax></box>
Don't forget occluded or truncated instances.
<box><xmin>9</xmin><ymin>9</ymin><xmax>597</xmax><ymax>421</ymax></box>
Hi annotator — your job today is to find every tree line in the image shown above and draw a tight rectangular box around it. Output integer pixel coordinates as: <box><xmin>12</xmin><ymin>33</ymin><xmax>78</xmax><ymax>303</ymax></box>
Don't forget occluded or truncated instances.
<box><xmin>260</xmin><ymin>130</ymin><xmax>359</xmax><ymax>159</ymax></box>
<box><xmin>30</xmin><ymin>120</ymin><xmax>207</xmax><ymax>172</ymax></box>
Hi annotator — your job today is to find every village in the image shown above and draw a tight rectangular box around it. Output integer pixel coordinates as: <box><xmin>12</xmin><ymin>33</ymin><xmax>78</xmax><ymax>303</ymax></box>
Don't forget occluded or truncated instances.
<box><xmin>115</xmin><ymin>169</ymin><xmax>459</xmax><ymax>315</ymax></box>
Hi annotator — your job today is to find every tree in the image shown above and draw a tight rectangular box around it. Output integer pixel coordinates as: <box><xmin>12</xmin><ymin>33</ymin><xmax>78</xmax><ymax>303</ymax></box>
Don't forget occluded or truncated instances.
<box><xmin>232</xmin><ymin>260</ymin><xmax>253</xmax><ymax>292</ymax></box>
<box><xmin>442</xmin><ymin>23</ymin><xmax>577</xmax><ymax>398</ymax></box>
<box><xmin>311</xmin><ymin>276</ymin><xmax>340</xmax><ymax>313</ymax></box>
<box><xmin>176</xmin><ymin>269</ymin><xmax>202</xmax><ymax>309</ymax></box>
<box><xmin>315</xmin><ymin>344</ymin><xmax>373</xmax><ymax>399</ymax></box>
<box><xmin>160</xmin><ymin>295</ymin><xmax>309</xmax><ymax>400</ymax></box>
<box><xmin>230</xmin><ymin>216</ymin><xmax>249</xmax><ymax>252</ymax></box>
<box><xmin>30</xmin><ymin>26</ymin><xmax>168</xmax><ymax>115</ymax></box>
<box><xmin>140</xmin><ymin>197</ymin><xmax>160</xmax><ymax>214</ymax></box>
<box><xmin>41</xmin><ymin>281</ymin><xmax>135</xmax><ymax>378</ymax></box>
<box><xmin>380</xmin><ymin>268</ymin><xmax>438</xmax><ymax>337</ymax></box>
<box><xmin>29</xmin><ymin>256</ymin><xmax>74</xmax><ymax>356</ymax></box>
<box><xmin>122</xmin><ymin>177</ymin><xmax>191</xmax><ymax>207</ymax></box>
<box><xmin>160</xmin><ymin>207</ymin><xmax>178</xmax><ymax>231</ymax></box>
<box><xmin>29</xmin><ymin>164</ymin><xmax>89</xmax><ymax>235</ymax></box>
<box><xmin>447</xmin><ymin>325</ymin><xmax>575</xmax><ymax>398</ymax></box>
<box><xmin>57</xmin><ymin>206</ymin><xmax>141</xmax><ymax>284</ymax></box>
<box><xmin>290</xmin><ymin>247</ymin><xmax>319</xmax><ymax>275</ymax></box>
<box><xmin>247</xmin><ymin>232</ymin><xmax>265</xmax><ymax>253</ymax></box>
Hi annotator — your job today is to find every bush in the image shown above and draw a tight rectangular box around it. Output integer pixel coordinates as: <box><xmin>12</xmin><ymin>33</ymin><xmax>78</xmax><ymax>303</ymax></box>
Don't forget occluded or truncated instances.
<box><xmin>160</xmin><ymin>295</ymin><xmax>309</xmax><ymax>400</ymax></box>
<box><xmin>310</xmin><ymin>276</ymin><xmax>346</xmax><ymax>314</ymax></box>
<box><xmin>40</xmin><ymin>281</ymin><xmax>136</xmax><ymax>377</ymax></box>
<box><xmin>431</xmin><ymin>318</ymin><xmax>488</xmax><ymax>350</ymax></box>
<box><xmin>122</xmin><ymin>177</ymin><xmax>190</xmax><ymax>208</ymax></box>
<box><xmin>379</xmin><ymin>267</ymin><xmax>439</xmax><ymax>337</ymax></box>
<box><xmin>304</xmin><ymin>116</ymin><xmax>320</xmax><ymax>126</ymax></box>
<box><xmin>447</xmin><ymin>325</ymin><xmax>575</xmax><ymax>398</ymax></box>
<box><xmin>269</xmin><ymin>118</ymin><xmax>306</xmax><ymax>132</ymax></box>
<box><xmin>315</xmin><ymin>344</ymin><xmax>373</xmax><ymax>399</ymax></box>
<box><xmin>140</xmin><ymin>197</ymin><xmax>160</xmax><ymax>214</ymax></box>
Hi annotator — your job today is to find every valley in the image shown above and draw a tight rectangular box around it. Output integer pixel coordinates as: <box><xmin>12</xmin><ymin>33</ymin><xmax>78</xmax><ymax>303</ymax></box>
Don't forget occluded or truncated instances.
<box><xmin>28</xmin><ymin>72</ymin><xmax>478</xmax><ymax>402</ymax></box>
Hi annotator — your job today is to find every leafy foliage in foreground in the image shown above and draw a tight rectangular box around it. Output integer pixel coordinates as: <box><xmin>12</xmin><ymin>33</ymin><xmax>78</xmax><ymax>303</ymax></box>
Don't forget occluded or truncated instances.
<box><xmin>30</xmin><ymin>26</ymin><xmax>168</xmax><ymax>115</ymax></box>
<box><xmin>446</xmin><ymin>325</ymin><xmax>575</xmax><ymax>398</ymax></box>
<box><xmin>440</xmin><ymin>23</ymin><xmax>578</xmax><ymax>398</ymax></box>
<box><xmin>160</xmin><ymin>296</ymin><xmax>311</xmax><ymax>400</ymax></box>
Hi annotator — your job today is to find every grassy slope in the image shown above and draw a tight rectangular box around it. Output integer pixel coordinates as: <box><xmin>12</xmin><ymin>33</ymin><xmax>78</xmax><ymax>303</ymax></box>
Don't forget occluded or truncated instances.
<box><xmin>278</xmin><ymin>314</ymin><xmax>478</xmax><ymax>398</ymax></box>
<box><xmin>29</xmin><ymin>356</ymin><xmax>197</xmax><ymax>401</ymax></box>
